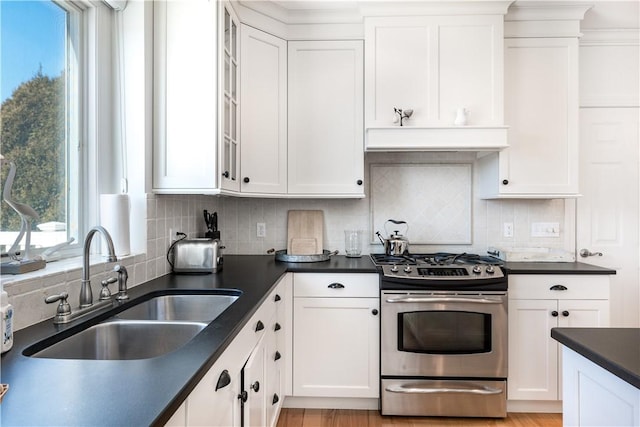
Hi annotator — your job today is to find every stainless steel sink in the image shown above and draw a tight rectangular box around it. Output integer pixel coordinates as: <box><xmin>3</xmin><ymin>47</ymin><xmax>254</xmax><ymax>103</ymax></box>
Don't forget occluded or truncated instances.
<box><xmin>29</xmin><ymin>319</ymin><xmax>208</xmax><ymax>360</ymax></box>
<box><xmin>25</xmin><ymin>290</ymin><xmax>242</xmax><ymax>360</ymax></box>
<box><xmin>115</xmin><ymin>293</ymin><xmax>239</xmax><ymax>322</ymax></box>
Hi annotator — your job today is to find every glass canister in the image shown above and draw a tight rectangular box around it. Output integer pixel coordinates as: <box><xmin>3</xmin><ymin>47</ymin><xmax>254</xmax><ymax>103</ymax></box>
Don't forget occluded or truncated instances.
<box><xmin>344</xmin><ymin>230</ymin><xmax>364</xmax><ymax>258</ymax></box>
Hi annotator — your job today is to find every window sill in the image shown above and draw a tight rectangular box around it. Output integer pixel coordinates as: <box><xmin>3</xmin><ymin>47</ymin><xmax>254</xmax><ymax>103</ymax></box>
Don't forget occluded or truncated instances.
<box><xmin>0</xmin><ymin>253</ymin><xmax>142</xmax><ymax>287</ymax></box>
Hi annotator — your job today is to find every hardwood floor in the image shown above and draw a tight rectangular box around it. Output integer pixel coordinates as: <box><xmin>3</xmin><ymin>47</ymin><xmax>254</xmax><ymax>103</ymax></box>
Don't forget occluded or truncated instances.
<box><xmin>276</xmin><ymin>409</ymin><xmax>562</xmax><ymax>427</ymax></box>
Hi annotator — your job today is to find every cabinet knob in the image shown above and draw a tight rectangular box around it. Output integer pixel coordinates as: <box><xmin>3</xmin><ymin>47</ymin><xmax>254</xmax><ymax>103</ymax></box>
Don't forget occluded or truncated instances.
<box><xmin>215</xmin><ymin>370</ymin><xmax>231</xmax><ymax>391</ymax></box>
<box><xmin>551</xmin><ymin>311</ymin><xmax>559</xmax><ymax>317</ymax></box>
<box><xmin>238</xmin><ymin>391</ymin><xmax>248</xmax><ymax>403</ymax></box>
<box><xmin>243</xmin><ymin>177</ymin><xmax>250</xmax><ymax>183</ymax></box>
<box><xmin>255</xmin><ymin>320</ymin><xmax>264</xmax><ymax>332</ymax></box>
<box><xmin>357</xmin><ymin>179</ymin><xmax>363</xmax><ymax>186</ymax></box>
<box><xmin>251</xmin><ymin>381</ymin><xmax>260</xmax><ymax>392</ymax></box>
<box><xmin>372</xmin><ymin>309</ymin><xmax>379</xmax><ymax>316</ymax></box>
<box><xmin>222</xmin><ymin>171</ymin><xmax>230</xmax><ymax>178</ymax></box>
<box><xmin>550</xmin><ymin>285</ymin><xmax>568</xmax><ymax>291</ymax></box>
<box><xmin>274</xmin><ymin>294</ymin><xmax>281</xmax><ymax>302</ymax></box>
<box><xmin>274</xmin><ymin>322</ymin><xmax>281</xmax><ymax>332</ymax></box>
<box><xmin>272</xmin><ymin>393</ymin><xmax>280</xmax><ymax>405</ymax></box>
<box><xmin>502</xmin><ymin>179</ymin><xmax>509</xmax><ymax>185</ymax></box>
<box><xmin>328</xmin><ymin>283</ymin><xmax>345</xmax><ymax>289</ymax></box>
<box><xmin>274</xmin><ymin>351</ymin><xmax>282</xmax><ymax>361</ymax></box>
<box><xmin>562</xmin><ymin>310</ymin><xmax>570</xmax><ymax>317</ymax></box>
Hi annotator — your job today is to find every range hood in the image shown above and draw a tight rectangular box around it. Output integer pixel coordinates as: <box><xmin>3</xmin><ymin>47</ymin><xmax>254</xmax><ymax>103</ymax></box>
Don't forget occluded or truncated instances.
<box><xmin>365</xmin><ymin>126</ymin><xmax>509</xmax><ymax>152</ymax></box>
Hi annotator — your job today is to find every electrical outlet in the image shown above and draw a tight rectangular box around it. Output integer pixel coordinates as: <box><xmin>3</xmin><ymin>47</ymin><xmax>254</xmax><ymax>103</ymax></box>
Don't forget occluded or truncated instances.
<box><xmin>503</xmin><ymin>223</ymin><xmax>514</xmax><ymax>238</ymax></box>
<box><xmin>169</xmin><ymin>228</ymin><xmax>180</xmax><ymax>241</ymax></box>
<box><xmin>257</xmin><ymin>223</ymin><xmax>266</xmax><ymax>238</ymax></box>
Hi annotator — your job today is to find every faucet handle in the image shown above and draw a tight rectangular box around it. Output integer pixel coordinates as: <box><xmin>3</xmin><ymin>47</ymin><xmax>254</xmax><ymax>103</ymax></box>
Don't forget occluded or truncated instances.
<box><xmin>99</xmin><ymin>277</ymin><xmax>118</xmax><ymax>300</ymax></box>
<box><xmin>45</xmin><ymin>292</ymin><xmax>71</xmax><ymax>317</ymax></box>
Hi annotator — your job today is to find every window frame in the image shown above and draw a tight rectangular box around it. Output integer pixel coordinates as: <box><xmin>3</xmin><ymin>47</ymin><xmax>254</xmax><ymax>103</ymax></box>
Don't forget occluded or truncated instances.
<box><xmin>0</xmin><ymin>0</ymin><xmax>117</xmax><ymax>261</ymax></box>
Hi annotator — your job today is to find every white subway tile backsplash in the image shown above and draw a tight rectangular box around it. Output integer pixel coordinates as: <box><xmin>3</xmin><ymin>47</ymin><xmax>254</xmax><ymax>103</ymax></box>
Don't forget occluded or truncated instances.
<box><xmin>2</xmin><ymin>156</ymin><xmax>574</xmax><ymax>330</ymax></box>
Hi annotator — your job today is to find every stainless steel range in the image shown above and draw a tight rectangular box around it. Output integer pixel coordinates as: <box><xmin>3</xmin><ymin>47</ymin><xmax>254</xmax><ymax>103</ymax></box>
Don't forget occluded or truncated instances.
<box><xmin>372</xmin><ymin>253</ymin><xmax>508</xmax><ymax>418</ymax></box>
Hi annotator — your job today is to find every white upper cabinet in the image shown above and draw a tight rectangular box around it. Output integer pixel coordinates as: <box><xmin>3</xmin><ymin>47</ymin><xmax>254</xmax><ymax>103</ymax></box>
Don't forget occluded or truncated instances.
<box><xmin>476</xmin><ymin>3</ymin><xmax>591</xmax><ymax>199</ymax></box>
<box><xmin>288</xmin><ymin>40</ymin><xmax>365</xmax><ymax>197</ymax></box>
<box><xmin>240</xmin><ymin>25</ymin><xmax>287</xmax><ymax>195</ymax></box>
<box><xmin>364</xmin><ymin>15</ymin><xmax>508</xmax><ymax>151</ymax></box>
<box><xmin>153</xmin><ymin>0</ymin><xmax>218</xmax><ymax>193</ymax></box>
<box><xmin>502</xmin><ymin>38</ymin><xmax>579</xmax><ymax>196</ymax></box>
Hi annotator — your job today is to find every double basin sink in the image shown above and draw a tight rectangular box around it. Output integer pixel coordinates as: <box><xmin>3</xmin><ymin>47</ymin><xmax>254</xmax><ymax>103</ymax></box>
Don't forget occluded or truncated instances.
<box><xmin>24</xmin><ymin>290</ymin><xmax>241</xmax><ymax>360</ymax></box>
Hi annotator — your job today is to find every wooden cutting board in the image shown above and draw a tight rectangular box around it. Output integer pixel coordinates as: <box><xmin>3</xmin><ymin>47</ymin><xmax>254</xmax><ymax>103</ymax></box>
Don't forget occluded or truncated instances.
<box><xmin>287</xmin><ymin>210</ymin><xmax>324</xmax><ymax>255</ymax></box>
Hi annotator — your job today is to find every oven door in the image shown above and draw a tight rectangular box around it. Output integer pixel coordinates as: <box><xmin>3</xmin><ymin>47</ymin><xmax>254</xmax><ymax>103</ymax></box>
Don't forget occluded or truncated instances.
<box><xmin>381</xmin><ymin>291</ymin><xmax>507</xmax><ymax>378</ymax></box>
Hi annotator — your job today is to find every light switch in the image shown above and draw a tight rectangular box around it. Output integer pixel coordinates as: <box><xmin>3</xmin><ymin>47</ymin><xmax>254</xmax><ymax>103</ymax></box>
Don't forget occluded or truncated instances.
<box><xmin>531</xmin><ymin>222</ymin><xmax>560</xmax><ymax>237</ymax></box>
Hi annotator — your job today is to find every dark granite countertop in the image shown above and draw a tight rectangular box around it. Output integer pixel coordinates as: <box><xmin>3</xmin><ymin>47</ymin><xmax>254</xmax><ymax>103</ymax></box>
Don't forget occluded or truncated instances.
<box><xmin>504</xmin><ymin>261</ymin><xmax>616</xmax><ymax>275</ymax></box>
<box><xmin>1</xmin><ymin>254</ymin><xmax>616</xmax><ymax>426</ymax></box>
<box><xmin>551</xmin><ymin>328</ymin><xmax>640</xmax><ymax>389</ymax></box>
<box><xmin>0</xmin><ymin>255</ymin><xmax>375</xmax><ymax>427</ymax></box>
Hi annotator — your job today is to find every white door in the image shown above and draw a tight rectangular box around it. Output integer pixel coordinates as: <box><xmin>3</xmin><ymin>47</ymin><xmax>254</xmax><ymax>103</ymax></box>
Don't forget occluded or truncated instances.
<box><xmin>577</xmin><ymin>108</ymin><xmax>639</xmax><ymax>327</ymax></box>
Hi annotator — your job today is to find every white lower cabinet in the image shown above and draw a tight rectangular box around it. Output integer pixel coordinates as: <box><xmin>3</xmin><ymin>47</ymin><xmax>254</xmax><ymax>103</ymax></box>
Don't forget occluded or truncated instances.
<box><xmin>508</xmin><ymin>275</ymin><xmax>610</xmax><ymax>403</ymax></box>
<box><xmin>166</xmin><ymin>274</ymin><xmax>291</xmax><ymax>427</ymax></box>
<box><xmin>292</xmin><ymin>273</ymin><xmax>379</xmax><ymax>398</ymax></box>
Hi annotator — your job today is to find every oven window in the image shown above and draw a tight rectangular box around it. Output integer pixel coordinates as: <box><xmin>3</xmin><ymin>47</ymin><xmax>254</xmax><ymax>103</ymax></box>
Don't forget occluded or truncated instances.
<box><xmin>398</xmin><ymin>311</ymin><xmax>491</xmax><ymax>354</ymax></box>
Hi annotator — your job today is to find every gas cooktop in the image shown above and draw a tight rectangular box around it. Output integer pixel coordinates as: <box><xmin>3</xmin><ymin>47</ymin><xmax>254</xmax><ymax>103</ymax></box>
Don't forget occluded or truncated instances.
<box><xmin>370</xmin><ymin>252</ymin><xmax>505</xmax><ymax>281</ymax></box>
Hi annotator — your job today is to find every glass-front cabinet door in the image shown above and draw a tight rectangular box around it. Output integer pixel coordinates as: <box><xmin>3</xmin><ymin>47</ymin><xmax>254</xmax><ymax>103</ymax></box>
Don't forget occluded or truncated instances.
<box><xmin>220</xmin><ymin>1</ymin><xmax>240</xmax><ymax>192</ymax></box>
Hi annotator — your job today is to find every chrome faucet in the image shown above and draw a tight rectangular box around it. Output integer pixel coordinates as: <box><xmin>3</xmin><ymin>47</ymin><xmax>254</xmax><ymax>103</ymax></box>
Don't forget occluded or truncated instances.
<box><xmin>80</xmin><ymin>226</ymin><xmax>118</xmax><ymax>308</ymax></box>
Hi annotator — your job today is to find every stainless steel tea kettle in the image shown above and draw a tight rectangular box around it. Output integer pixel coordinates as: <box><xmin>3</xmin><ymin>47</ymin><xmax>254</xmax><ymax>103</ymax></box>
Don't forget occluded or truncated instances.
<box><xmin>376</xmin><ymin>219</ymin><xmax>409</xmax><ymax>256</ymax></box>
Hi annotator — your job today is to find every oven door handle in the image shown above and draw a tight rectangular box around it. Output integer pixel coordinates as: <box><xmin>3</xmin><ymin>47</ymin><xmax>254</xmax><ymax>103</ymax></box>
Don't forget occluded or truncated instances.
<box><xmin>384</xmin><ymin>296</ymin><xmax>504</xmax><ymax>304</ymax></box>
<box><xmin>385</xmin><ymin>384</ymin><xmax>503</xmax><ymax>396</ymax></box>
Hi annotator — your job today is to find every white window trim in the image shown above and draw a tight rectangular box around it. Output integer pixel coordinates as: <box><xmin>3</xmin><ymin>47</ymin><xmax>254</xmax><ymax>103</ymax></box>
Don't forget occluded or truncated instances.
<box><xmin>1</xmin><ymin>1</ymin><xmax>117</xmax><ymax>264</ymax></box>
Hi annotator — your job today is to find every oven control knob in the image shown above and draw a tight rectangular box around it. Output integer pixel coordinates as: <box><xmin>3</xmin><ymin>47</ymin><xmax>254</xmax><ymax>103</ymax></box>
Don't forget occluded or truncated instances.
<box><xmin>472</xmin><ymin>265</ymin><xmax>482</xmax><ymax>274</ymax></box>
<box><xmin>486</xmin><ymin>265</ymin><xmax>495</xmax><ymax>274</ymax></box>
<box><xmin>403</xmin><ymin>266</ymin><xmax>412</xmax><ymax>274</ymax></box>
<box><xmin>390</xmin><ymin>265</ymin><xmax>399</xmax><ymax>273</ymax></box>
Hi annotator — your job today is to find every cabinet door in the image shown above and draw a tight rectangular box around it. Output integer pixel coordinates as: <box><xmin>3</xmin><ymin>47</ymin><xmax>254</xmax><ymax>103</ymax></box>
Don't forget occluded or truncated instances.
<box><xmin>293</xmin><ymin>297</ymin><xmax>379</xmax><ymax>398</ymax></box>
<box><xmin>240</xmin><ymin>25</ymin><xmax>287</xmax><ymax>194</ymax></box>
<box><xmin>364</xmin><ymin>15</ymin><xmax>503</xmax><ymax>127</ymax></box>
<box><xmin>219</xmin><ymin>1</ymin><xmax>240</xmax><ymax>192</ymax></box>
<box><xmin>265</xmin><ymin>316</ymin><xmax>282</xmax><ymax>427</ymax></box>
<box><xmin>288</xmin><ymin>41</ymin><xmax>364</xmax><ymax>196</ymax></box>
<box><xmin>153</xmin><ymin>0</ymin><xmax>218</xmax><ymax>191</ymax></box>
<box><xmin>500</xmin><ymin>38</ymin><xmax>579</xmax><ymax>195</ymax></box>
<box><xmin>186</xmin><ymin>347</ymin><xmax>242</xmax><ymax>426</ymax></box>
<box><xmin>508</xmin><ymin>299</ymin><xmax>559</xmax><ymax>400</ymax></box>
<box><xmin>243</xmin><ymin>333</ymin><xmax>267</xmax><ymax>427</ymax></box>
<box><xmin>557</xmin><ymin>299</ymin><xmax>609</xmax><ymax>328</ymax></box>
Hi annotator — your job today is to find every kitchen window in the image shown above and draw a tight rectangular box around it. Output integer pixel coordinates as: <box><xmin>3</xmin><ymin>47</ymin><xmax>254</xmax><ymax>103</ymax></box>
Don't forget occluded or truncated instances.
<box><xmin>1</xmin><ymin>1</ymin><xmax>114</xmax><ymax>260</ymax></box>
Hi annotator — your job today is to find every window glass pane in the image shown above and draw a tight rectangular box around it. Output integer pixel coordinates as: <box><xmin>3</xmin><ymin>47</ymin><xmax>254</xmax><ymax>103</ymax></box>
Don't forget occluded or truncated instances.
<box><xmin>400</xmin><ymin>311</ymin><xmax>491</xmax><ymax>354</ymax></box>
<box><xmin>0</xmin><ymin>1</ymin><xmax>78</xmax><ymax>254</ymax></box>
<box><xmin>224</xmin><ymin>8</ymin><xmax>230</xmax><ymax>51</ymax></box>
<box><xmin>224</xmin><ymin>54</ymin><xmax>230</xmax><ymax>94</ymax></box>
<box><xmin>231</xmin><ymin>20</ymin><xmax>237</xmax><ymax>59</ymax></box>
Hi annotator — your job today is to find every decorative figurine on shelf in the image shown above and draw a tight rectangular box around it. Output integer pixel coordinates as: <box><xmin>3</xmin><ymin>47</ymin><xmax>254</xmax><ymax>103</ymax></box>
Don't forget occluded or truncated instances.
<box><xmin>454</xmin><ymin>107</ymin><xmax>468</xmax><ymax>126</ymax></box>
<box><xmin>393</xmin><ymin>108</ymin><xmax>413</xmax><ymax>127</ymax></box>
<box><xmin>1</xmin><ymin>155</ymin><xmax>46</xmax><ymax>274</ymax></box>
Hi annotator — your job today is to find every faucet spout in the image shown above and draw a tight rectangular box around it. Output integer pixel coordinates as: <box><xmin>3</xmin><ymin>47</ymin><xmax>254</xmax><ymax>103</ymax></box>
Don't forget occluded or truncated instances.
<box><xmin>80</xmin><ymin>226</ymin><xmax>118</xmax><ymax>308</ymax></box>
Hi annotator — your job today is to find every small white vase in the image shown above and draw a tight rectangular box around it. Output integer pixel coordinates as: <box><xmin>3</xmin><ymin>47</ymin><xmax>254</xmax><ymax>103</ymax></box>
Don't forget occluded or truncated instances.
<box><xmin>454</xmin><ymin>108</ymin><xmax>468</xmax><ymax>126</ymax></box>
